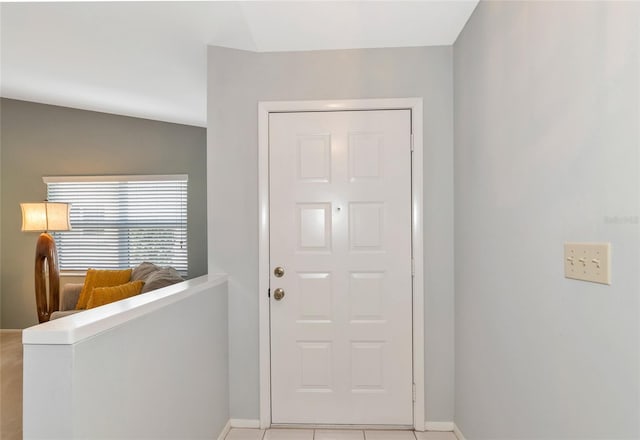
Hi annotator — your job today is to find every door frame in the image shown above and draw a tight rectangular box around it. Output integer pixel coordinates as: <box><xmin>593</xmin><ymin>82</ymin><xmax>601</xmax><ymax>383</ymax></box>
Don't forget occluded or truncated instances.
<box><xmin>258</xmin><ymin>98</ymin><xmax>424</xmax><ymax>430</ymax></box>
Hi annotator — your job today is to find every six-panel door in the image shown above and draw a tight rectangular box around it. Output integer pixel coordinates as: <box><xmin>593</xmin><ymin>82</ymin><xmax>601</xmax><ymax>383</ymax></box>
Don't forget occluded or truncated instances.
<box><xmin>269</xmin><ymin>110</ymin><xmax>413</xmax><ymax>425</ymax></box>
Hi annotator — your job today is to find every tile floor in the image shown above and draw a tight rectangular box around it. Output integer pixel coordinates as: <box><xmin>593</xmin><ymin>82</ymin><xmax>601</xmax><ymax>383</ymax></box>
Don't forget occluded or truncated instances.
<box><xmin>225</xmin><ymin>428</ymin><xmax>457</xmax><ymax>440</ymax></box>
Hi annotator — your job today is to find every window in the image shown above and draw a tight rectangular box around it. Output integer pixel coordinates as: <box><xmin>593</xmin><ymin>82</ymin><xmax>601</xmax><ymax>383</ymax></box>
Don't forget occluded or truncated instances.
<box><xmin>45</xmin><ymin>175</ymin><xmax>188</xmax><ymax>275</ymax></box>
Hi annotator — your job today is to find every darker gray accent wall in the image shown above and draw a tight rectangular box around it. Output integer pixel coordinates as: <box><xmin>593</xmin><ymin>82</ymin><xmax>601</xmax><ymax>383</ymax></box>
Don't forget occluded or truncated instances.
<box><xmin>0</xmin><ymin>98</ymin><xmax>207</xmax><ymax>329</ymax></box>
<box><xmin>208</xmin><ymin>45</ymin><xmax>455</xmax><ymax>423</ymax></box>
<box><xmin>454</xmin><ymin>2</ymin><xmax>639</xmax><ymax>438</ymax></box>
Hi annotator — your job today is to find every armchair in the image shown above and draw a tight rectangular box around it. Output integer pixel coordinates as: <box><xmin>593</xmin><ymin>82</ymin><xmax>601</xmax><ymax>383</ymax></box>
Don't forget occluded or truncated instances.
<box><xmin>49</xmin><ymin>263</ymin><xmax>185</xmax><ymax>320</ymax></box>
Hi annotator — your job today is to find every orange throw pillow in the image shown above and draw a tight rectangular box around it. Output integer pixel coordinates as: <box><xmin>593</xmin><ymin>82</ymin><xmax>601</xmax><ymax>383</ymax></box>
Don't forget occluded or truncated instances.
<box><xmin>75</xmin><ymin>268</ymin><xmax>132</xmax><ymax>310</ymax></box>
<box><xmin>86</xmin><ymin>280</ymin><xmax>145</xmax><ymax>309</ymax></box>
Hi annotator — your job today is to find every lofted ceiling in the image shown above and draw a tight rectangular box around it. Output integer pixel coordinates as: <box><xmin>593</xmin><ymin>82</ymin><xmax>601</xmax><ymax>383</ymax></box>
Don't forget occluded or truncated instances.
<box><xmin>0</xmin><ymin>1</ymin><xmax>478</xmax><ymax>127</ymax></box>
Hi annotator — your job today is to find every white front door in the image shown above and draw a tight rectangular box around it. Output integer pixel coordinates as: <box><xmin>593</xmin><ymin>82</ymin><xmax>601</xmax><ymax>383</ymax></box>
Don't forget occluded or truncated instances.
<box><xmin>269</xmin><ymin>109</ymin><xmax>413</xmax><ymax>425</ymax></box>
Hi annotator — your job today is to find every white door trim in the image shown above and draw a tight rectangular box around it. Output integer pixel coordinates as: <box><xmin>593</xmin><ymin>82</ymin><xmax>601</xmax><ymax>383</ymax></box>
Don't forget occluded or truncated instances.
<box><xmin>258</xmin><ymin>98</ymin><xmax>424</xmax><ymax>431</ymax></box>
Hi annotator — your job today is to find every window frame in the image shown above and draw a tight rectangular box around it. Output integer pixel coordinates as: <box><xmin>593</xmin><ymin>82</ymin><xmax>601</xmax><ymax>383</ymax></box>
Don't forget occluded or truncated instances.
<box><xmin>44</xmin><ymin>174</ymin><xmax>189</xmax><ymax>276</ymax></box>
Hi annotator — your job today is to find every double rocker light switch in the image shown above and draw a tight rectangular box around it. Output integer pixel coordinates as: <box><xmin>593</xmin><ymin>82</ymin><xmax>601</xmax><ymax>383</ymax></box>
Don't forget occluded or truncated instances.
<box><xmin>564</xmin><ymin>242</ymin><xmax>611</xmax><ymax>285</ymax></box>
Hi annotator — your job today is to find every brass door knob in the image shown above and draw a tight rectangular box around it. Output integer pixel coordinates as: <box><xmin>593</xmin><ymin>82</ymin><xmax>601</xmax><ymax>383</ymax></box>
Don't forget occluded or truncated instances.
<box><xmin>273</xmin><ymin>288</ymin><xmax>285</xmax><ymax>301</ymax></box>
<box><xmin>274</xmin><ymin>266</ymin><xmax>285</xmax><ymax>278</ymax></box>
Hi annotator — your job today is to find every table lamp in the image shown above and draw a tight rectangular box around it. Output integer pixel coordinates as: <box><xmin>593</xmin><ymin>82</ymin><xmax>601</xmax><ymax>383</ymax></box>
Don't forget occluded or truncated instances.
<box><xmin>20</xmin><ymin>202</ymin><xmax>71</xmax><ymax>323</ymax></box>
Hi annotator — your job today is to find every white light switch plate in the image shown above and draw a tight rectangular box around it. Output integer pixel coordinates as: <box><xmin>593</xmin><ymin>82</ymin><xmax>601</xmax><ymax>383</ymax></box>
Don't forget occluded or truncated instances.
<box><xmin>564</xmin><ymin>242</ymin><xmax>611</xmax><ymax>285</ymax></box>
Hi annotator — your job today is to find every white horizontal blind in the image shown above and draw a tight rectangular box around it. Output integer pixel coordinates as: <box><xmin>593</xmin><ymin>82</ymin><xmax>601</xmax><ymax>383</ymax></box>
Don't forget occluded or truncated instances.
<box><xmin>46</xmin><ymin>175</ymin><xmax>188</xmax><ymax>275</ymax></box>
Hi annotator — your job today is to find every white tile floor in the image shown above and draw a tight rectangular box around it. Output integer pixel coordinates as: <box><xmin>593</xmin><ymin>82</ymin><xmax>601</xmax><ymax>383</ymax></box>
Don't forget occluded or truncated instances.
<box><xmin>225</xmin><ymin>428</ymin><xmax>457</xmax><ymax>440</ymax></box>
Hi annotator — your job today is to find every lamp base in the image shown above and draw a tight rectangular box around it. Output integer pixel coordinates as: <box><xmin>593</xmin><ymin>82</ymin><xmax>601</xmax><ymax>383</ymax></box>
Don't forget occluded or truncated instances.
<box><xmin>34</xmin><ymin>232</ymin><xmax>60</xmax><ymax>323</ymax></box>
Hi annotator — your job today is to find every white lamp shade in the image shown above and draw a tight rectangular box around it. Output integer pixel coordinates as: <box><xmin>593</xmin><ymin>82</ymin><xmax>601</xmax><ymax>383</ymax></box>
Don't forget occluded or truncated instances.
<box><xmin>20</xmin><ymin>202</ymin><xmax>71</xmax><ymax>232</ymax></box>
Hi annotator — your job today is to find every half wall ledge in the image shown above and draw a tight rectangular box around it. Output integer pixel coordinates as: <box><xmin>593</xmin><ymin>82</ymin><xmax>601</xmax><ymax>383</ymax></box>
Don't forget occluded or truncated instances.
<box><xmin>22</xmin><ymin>273</ymin><xmax>228</xmax><ymax>345</ymax></box>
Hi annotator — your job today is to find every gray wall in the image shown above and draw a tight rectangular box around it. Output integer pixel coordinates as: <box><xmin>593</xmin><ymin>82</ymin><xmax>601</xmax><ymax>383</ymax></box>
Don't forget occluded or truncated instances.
<box><xmin>208</xmin><ymin>46</ymin><xmax>455</xmax><ymax>422</ymax></box>
<box><xmin>454</xmin><ymin>2</ymin><xmax>639</xmax><ymax>439</ymax></box>
<box><xmin>0</xmin><ymin>98</ymin><xmax>207</xmax><ymax>329</ymax></box>
<box><xmin>0</xmin><ymin>97</ymin><xmax>3</xmax><ymax>323</ymax></box>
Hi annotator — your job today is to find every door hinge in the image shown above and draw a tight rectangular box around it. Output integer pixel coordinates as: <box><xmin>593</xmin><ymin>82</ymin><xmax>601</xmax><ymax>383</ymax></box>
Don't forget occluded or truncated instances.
<box><xmin>412</xmin><ymin>383</ymin><xmax>416</xmax><ymax>402</ymax></box>
<box><xmin>410</xmin><ymin>133</ymin><xmax>415</xmax><ymax>152</ymax></box>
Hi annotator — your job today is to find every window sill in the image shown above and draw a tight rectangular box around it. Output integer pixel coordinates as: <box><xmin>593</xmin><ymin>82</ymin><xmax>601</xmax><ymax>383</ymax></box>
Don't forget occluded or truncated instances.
<box><xmin>60</xmin><ymin>271</ymin><xmax>87</xmax><ymax>278</ymax></box>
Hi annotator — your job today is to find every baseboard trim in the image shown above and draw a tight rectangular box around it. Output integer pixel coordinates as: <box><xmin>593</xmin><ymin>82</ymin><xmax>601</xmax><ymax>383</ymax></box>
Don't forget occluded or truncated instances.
<box><xmin>424</xmin><ymin>421</ymin><xmax>454</xmax><ymax>431</ymax></box>
<box><xmin>230</xmin><ymin>419</ymin><xmax>261</xmax><ymax>428</ymax></box>
<box><xmin>217</xmin><ymin>420</ymin><xmax>231</xmax><ymax>440</ymax></box>
<box><xmin>453</xmin><ymin>424</ymin><xmax>466</xmax><ymax>440</ymax></box>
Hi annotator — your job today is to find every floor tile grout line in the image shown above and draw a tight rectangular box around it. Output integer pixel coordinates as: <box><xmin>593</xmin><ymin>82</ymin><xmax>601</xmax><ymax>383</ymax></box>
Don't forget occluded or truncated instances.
<box><xmin>226</xmin><ymin>427</ymin><xmax>429</xmax><ymax>440</ymax></box>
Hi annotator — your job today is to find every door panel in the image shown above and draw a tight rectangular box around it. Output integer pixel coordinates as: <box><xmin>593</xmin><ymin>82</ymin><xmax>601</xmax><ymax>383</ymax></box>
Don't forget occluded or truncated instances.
<box><xmin>269</xmin><ymin>110</ymin><xmax>412</xmax><ymax>425</ymax></box>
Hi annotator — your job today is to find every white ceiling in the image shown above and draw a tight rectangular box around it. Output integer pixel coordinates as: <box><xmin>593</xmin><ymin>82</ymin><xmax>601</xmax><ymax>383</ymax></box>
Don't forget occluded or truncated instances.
<box><xmin>0</xmin><ymin>1</ymin><xmax>478</xmax><ymax>127</ymax></box>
